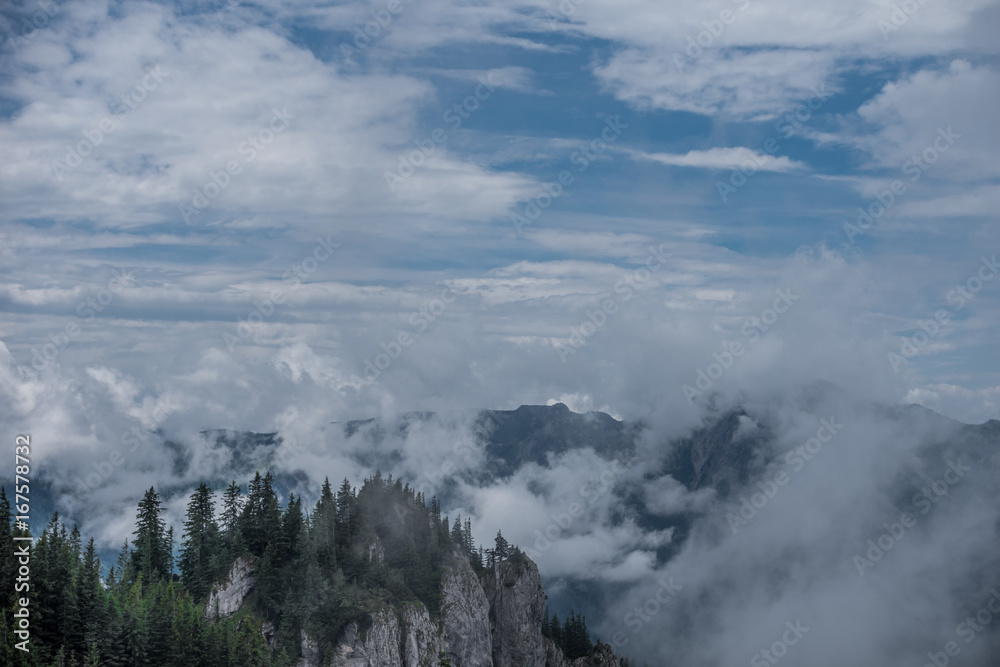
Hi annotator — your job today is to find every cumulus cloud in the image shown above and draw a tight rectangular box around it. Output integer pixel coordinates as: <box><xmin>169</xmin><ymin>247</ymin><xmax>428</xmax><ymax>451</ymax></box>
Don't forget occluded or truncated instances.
<box><xmin>1</xmin><ymin>1</ymin><xmax>998</xmax><ymax>664</ymax></box>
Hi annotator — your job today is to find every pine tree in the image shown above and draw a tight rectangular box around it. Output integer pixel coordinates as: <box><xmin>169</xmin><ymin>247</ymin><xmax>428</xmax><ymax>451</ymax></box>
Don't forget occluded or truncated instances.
<box><xmin>69</xmin><ymin>523</ymin><xmax>82</xmax><ymax>561</ymax></box>
<box><xmin>493</xmin><ymin>530</ymin><xmax>510</xmax><ymax>562</ymax></box>
<box><xmin>335</xmin><ymin>478</ymin><xmax>357</xmax><ymax>559</ymax></box>
<box><xmin>76</xmin><ymin>538</ymin><xmax>106</xmax><ymax>649</ymax></box>
<box><xmin>550</xmin><ymin>612</ymin><xmax>562</xmax><ymax>649</ymax></box>
<box><xmin>112</xmin><ymin>539</ymin><xmax>132</xmax><ymax>590</ymax></box>
<box><xmin>463</xmin><ymin>518</ymin><xmax>474</xmax><ymax>557</ymax></box>
<box><xmin>261</xmin><ymin>472</ymin><xmax>282</xmax><ymax>547</ymax></box>
<box><xmin>180</xmin><ymin>482</ymin><xmax>221</xmax><ymax>600</ymax></box>
<box><xmin>132</xmin><ymin>486</ymin><xmax>170</xmax><ymax>583</ymax></box>
<box><xmin>85</xmin><ymin>641</ymin><xmax>101</xmax><ymax>667</ymax></box>
<box><xmin>561</xmin><ymin>610</ymin><xmax>593</xmax><ymax>659</ymax></box>
<box><xmin>221</xmin><ymin>480</ymin><xmax>243</xmax><ymax>539</ymax></box>
<box><xmin>240</xmin><ymin>472</ymin><xmax>267</xmax><ymax>556</ymax></box>
<box><xmin>312</xmin><ymin>478</ymin><xmax>337</xmax><ymax>571</ymax></box>
<box><xmin>281</xmin><ymin>493</ymin><xmax>304</xmax><ymax>563</ymax></box>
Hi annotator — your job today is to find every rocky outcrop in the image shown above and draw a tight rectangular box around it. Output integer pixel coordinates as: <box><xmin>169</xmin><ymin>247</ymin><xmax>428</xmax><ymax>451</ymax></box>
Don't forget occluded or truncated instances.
<box><xmin>328</xmin><ymin>609</ymin><xmax>403</xmax><ymax>666</ymax></box>
<box><xmin>211</xmin><ymin>550</ymin><xmax>620</xmax><ymax>667</ymax></box>
<box><xmin>481</xmin><ymin>556</ymin><xmax>548</xmax><ymax>667</ymax></box>
<box><xmin>440</xmin><ymin>554</ymin><xmax>492</xmax><ymax>666</ymax></box>
<box><xmin>206</xmin><ymin>555</ymin><xmax>254</xmax><ymax>619</ymax></box>
<box><xmin>299</xmin><ymin>629</ymin><xmax>322</xmax><ymax>667</ymax></box>
<box><xmin>324</xmin><ymin>606</ymin><xmax>441</xmax><ymax>667</ymax></box>
<box><xmin>400</xmin><ymin>605</ymin><xmax>443</xmax><ymax>666</ymax></box>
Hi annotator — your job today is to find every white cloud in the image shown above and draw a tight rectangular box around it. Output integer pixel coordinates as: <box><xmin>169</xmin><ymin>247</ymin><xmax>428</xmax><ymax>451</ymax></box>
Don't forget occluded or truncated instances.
<box><xmin>0</xmin><ymin>1</ymin><xmax>536</xmax><ymax>235</ymax></box>
<box><xmin>632</xmin><ymin>147</ymin><xmax>804</xmax><ymax>172</ymax></box>
<box><xmin>594</xmin><ymin>46</ymin><xmax>837</xmax><ymax>120</ymax></box>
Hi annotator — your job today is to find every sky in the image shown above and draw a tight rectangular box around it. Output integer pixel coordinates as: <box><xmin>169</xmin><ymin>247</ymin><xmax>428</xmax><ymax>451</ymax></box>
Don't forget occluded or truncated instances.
<box><xmin>1</xmin><ymin>0</ymin><xmax>1000</xmax><ymax>663</ymax></box>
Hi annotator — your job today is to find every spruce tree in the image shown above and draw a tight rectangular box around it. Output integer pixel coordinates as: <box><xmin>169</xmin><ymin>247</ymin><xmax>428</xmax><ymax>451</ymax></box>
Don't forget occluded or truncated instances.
<box><xmin>76</xmin><ymin>538</ymin><xmax>106</xmax><ymax>650</ymax></box>
<box><xmin>493</xmin><ymin>530</ymin><xmax>510</xmax><ymax>562</ymax></box>
<box><xmin>550</xmin><ymin>612</ymin><xmax>562</xmax><ymax>649</ymax></box>
<box><xmin>221</xmin><ymin>480</ymin><xmax>243</xmax><ymax>541</ymax></box>
<box><xmin>240</xmin><ymin>472</ymin><xmax>267</xmax><ymax>556</ymax></box>
<box><xmin>131</xmin><ymin>486</ymin><xmax>169</xmax><ymax>583</ymax></box>
<box><xmin>312</xmin><ymin>478</ymin><xmax>337</xmax><ymax>570</ymax></box>
<box><xmin>180</xmin><ymin>482</ymin><xmax>220</xmax><ymax>600</ymax></box>
<box><xmin>334</xmin><ymin>478</ymin><xmax>357</xmax><ymax>559</ymax></box>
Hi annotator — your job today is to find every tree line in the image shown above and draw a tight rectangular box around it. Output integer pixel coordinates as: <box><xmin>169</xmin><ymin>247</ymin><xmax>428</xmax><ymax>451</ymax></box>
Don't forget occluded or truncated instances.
<box><xmin>0</xmin><ymin>469</ymin><xmax>579</xmax><ymax>666</ymax></box>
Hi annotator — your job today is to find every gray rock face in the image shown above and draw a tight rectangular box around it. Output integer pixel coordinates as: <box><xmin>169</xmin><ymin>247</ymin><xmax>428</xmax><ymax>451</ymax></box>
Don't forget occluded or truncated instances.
<box><xmin>206</xmin><ymin>555</ymin><xmax>254</xmax><ymax>619</ymax></box>
<box><xmin>400</xmin><ymin>605</ymin><xmax>442</xmax><ymax>666</ymax></box>
<box><xmin>207</xmin><ymin>549</ymin><xmax>620</xmax><ymax>667</ymax></box>
<box><xmin>544</xmin><ymin>639</ymin><xmax>622</xmax><ymax>667</ymax></box>
<box><xmin>327</xmin><ymin>610</ymin><xmax>400</xmax><ymax>667</ymax></box>
<box><xmin>440</xmin><ymin>555</ymin><xmax>492</xmax><ymax>666</ymax></box>
<box><xmin>299</xmin><ymin>629</ymin><xmax>322</xmax><ymax>667</ymax></box>
<box><xmin>545</xmin><ymin>636</ymin><xmax>569</xmax><ymax>667</ymax></box>
<box><xmin>480</xmin><ymin>557</ymin><xmax>548</xmax><ymax>667</ymax></box>
<box><xmin>326</xmin><ymin>606</ymin><xmax>441</xmax><ymax>667</ymax></box>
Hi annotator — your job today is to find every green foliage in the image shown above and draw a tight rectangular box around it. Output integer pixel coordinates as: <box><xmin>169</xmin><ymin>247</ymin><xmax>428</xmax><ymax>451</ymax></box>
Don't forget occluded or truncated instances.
<box><xmin>179</xmin><ymin>482</ymin><xmax>221</xmax><ymax>601</ymax></box>
<box><xmin>3</xmin><ymin>469</ymin><xmax>509</xmax><ymax>666</ymax></box>
<box><xmin>545</xmin><ymin>607</ymin><xmax>593</xmax><ymax>660</ymax></box>
<box><xmin>131</xmin><ymin>486</ymin><xmax>171</xmax><ymax>585</ymax></box>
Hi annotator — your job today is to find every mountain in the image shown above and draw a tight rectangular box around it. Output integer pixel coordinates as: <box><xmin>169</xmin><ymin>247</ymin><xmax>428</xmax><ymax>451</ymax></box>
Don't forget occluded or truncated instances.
<box><xmin>208</xmin><ymin>547</ymin><xmax>622</xmax><ymax>667</ymax></box>
<box><xmin>8</xmin><ymin>393</ymin><xmax>999</xmax><ymax>666</ymax></box>
<box><xmin>2</xmin><ymin>468</ymin><xmax>628</xmax><ymax>666</ymax></box>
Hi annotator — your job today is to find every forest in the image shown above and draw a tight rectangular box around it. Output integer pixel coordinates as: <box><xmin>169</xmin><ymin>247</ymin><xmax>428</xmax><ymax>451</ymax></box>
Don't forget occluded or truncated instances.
<box><xmin>0</xmin><ymin>470</ymin><xmax>598</xmax><ymax>666</ymax></box>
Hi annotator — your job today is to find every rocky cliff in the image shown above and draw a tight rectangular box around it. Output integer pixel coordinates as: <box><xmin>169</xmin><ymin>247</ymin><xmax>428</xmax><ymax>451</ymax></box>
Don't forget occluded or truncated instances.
<box><xmin>206</xmin><ymin>554</ymin><xmax>255</xmax><ymax>619</ymax></box>
<box><xmin>208</xmin><ymin>550</ymin><xmax>622</xmax><ymax>666</ymax></box>
<box><xmin>480</xmin><ymin>556</ymin><xmax>547</xmax><ymax>666</ymax></box>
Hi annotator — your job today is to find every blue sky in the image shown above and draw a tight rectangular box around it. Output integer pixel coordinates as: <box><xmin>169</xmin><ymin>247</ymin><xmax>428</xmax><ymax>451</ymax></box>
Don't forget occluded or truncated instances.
<box><xmin>1</xmin><ymin>0</ymin><xmax>999</xmax><ymax>549</ymax></box>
